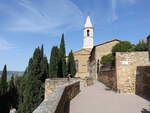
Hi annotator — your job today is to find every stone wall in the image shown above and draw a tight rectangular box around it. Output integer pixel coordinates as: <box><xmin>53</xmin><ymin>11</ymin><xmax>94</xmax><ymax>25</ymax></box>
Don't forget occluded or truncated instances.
<box><xmin>89</xmin><ymin>40</ymin><xmax>120</xmax><ymax>80</ymax></box>
<box><xmin>136</xmin><ymin>66</ymin><xmax>150</xmax><ymax>97</ymax></box>
<box><xmin>147</xmin><ymin>36</ymin><xmax>150</xmax><ymax>60</ymax></box>
<box><xmin>116</xmin><ymin>52</ymin><xmax>150</xmax><ymax>93</ymax></box>
<box><xmin>98</xmin><ymin>66</ymin><xmax>117</xmax><ymax>90</ymax></box>
<box><xmin>45</xmin><ymin>78</ymin><xmax>80</xmax><ymax>99</ymax></box>
<box><xmin>33</xmin><ymin>80</ymin><xmax>80</xmax><ymax>113</ymax></box>
<box><xmin>73</xmin><ymin>49</ymin><xmax>92</xmax><ymax>78</ymax></box>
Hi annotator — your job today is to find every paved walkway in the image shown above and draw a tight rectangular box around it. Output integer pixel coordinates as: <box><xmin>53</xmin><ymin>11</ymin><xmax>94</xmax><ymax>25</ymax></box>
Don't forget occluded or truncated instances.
<box><xmin>70</xmin><ymin>81</ymin><xmax>150</xmax><ymax>113</ymax></box>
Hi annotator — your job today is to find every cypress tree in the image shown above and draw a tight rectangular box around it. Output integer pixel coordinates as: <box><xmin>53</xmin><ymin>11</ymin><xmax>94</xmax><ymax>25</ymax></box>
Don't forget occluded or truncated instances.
<box><xmin>0</xmin><ymin>65</ymin><xmax>9</xmax><ymax>113</ymax></box>
<box><xmin>17</xmin><ymin>70</ymin><xmax>28</xmax><ymax>113</ymax></box>
<box><xmin>41</xmin><ymin>44</ymin><xmax>44</xmax><ymax>58</ymax></box>
<box><xmin>59</xmin><ymin>34</ymin><xmax>66</xmax><ymax>59</ymax></box>
<box><xmin>40</xmin><ymin>56</ymin><xmax>49</xmax><ymax>82</ymax></box>
<box><xmin>49</xmin><ymin>46</ymin><xmax>59</xmax><ymax>78</ymax></box>
<box><xmin>0</xmin><ymin>65</ymin><xmax>8</xmax><ymax>96</ymax></box>
<box><xmin>67</xmin><ymin>50</ymin><xmax>76</xmax><ymax>77</ymax></box>
<box><xmin>8</xmin><ymin>75</ymin><xmax>18</xmax><ymax>109</ymax></box>
<box><xmin>58</xmin><ymin>34</ymin><xmax>67</xmax><ymax>77</ymax></box>
<box><xmin>18</xmin><ymin>45</ymin><xmax>48</xmax><ymax>113</ymax></box>
<box><xmin>23</xmin><ymin>48</ymin><xmax>42</xmax><ymax>113</ymax></box>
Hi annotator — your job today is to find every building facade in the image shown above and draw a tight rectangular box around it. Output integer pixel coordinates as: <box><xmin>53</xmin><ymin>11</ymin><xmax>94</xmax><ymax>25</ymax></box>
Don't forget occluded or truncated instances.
<box><xmin>73</xmin><ymin>16</ymin><xmax>120</xmax><ymax>79</ymax></box>
<box><xmin>88</xmin><ymin>40</ymin><xmax>120</xmax><ymax>79</ymax></box>
<box><xmin>73</xmin><ymin>16</ymin><xmax>93</xmax><ymax>78</ymax></box>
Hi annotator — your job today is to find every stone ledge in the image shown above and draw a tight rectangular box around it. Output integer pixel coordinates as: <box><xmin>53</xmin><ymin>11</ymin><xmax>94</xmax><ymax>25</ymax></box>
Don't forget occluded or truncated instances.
<box><xmin>33</xmin><ymin>80</ymin><xmax>80</xmax><ymax>113</ymax></box>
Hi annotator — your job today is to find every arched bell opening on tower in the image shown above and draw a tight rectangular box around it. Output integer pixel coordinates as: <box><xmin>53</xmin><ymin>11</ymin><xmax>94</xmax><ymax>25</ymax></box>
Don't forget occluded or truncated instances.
<box><xmin>87</xmin><ymin>29</ymin><xmax>90</xmax><ymax>37</ymax></box>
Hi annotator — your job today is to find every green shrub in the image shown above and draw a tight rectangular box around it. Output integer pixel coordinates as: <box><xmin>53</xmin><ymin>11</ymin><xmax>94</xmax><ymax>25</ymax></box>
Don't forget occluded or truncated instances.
<box><xmin>112</xmin><ymin>41</ymin><xmax>134</xmax><ymax>54</ymax></box>
<box><xmin>134</xmin><ymin>41</ymin><xmax>148</xmax><ymax>51</ymax></box>
<box><xmin>100</xmin><ymin>54</ymin><xmax>115</xmax><ymax>65</ymax></box>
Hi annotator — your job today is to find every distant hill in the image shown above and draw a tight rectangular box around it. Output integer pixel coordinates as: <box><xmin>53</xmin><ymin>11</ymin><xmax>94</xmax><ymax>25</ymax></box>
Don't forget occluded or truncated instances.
<box><xmin>0</xmin><ymin>71</ymin><xmax>24</xmax><ymax>76</ymax></box>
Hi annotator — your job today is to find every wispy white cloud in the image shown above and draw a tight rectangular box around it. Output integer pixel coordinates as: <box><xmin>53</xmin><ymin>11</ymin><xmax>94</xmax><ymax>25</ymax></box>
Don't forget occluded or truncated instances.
<box><xmin>111</xmin><ymin>0</ymin><xmax>137</xmax><ymax>22</ymax></box>
<box><xmin>0</xmin><ymin>0</ymin><xmax>84</xmax><ymax>34</ymax></box>
<box><xmin>119</xmin><ymin>0</ymin><xmax>137</xmax><ymax>4</ymax></box>
<box><xmin>0</xmin><ymin>39</ymin><xmax>15</xmax><ymax>50</ymax></box>
<box><xmin>111</xmin><ymin>0</ymin><xmax>118</xmax><ymax>21</ymax></box>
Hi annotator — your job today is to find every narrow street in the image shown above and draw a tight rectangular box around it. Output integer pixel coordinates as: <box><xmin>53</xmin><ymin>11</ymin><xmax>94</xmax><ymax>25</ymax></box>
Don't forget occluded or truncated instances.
<box><xmin>70</xmin><ymin>81</ymin><xmax>150</xmax><ymax>113</ymax></box>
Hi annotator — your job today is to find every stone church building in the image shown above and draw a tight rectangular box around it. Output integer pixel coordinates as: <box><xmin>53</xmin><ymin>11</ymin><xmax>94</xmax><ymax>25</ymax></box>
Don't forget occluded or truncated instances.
<box><xmin>73</xmin><ymin>16</ymin><xmax>150</xmax><ymax>95</ymax></box>
<box><xmin>73</xmin><ymin>16</ymin><xmax>120</xmax><ymax>79</ymax></box>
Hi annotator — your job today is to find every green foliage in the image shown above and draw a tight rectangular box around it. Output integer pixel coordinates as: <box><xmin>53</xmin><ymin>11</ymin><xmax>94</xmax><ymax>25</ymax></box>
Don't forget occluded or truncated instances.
<box><xmin>8</xmin><ymin>75</ymin><xmax>18</xmax><ymax>109</ymax></box>
<box><xmin>17</xmin><ymin>45</ymin><xmax>49</xmax><ymax>113</ymax></box>
<box><xmin>67</xmin><ymin>50</ymin><xmax>76</xmax><ymax>77</ymax></box>
<box><xmin>17</xmin><ymin>75</ymin><xmax>27</xmax><ymax>113</ymax></box>
<box><xmin>58</xmin><ymin>34</ymin><xmax>67</xmax><ymax>77</ymax></box>
<box><xmin>112</xmin><ymin>41</ymin><xmax>134</xmax><ymax>54</ymax></box>
<box><xmin>0</xmin><ymin>65</ymin><xmax>8</xmax><ymax>96</ymax></box>
<box><xmin>49</xmin><ymin>34</ymin><xmax>68</xmax><ymax>78</ymax></box>
<box><xmin>100</xmin><ymin>54</ymin><xmax>115</xmax><ymax>65</ymax></box>
<box><xmin>0</xmin><ymin>65</ymin><xmax>9</xmax><ymax>113</ymax></box>
<box><xmin>59</xmin><ymin>33</ymin><xmax>66</xmax><ymax>59</ymax></box>
<box><xmin>101</xmin><ymin>40</ymin><xmax>148</xmax><ymax>65</ymax></box>
<box><xmin>134</xmin><ymin>41</ymin><xmax>148</xmax><ymax>51</ymax></box>
<box><xmin>40</xmin><ymin>56</ymin><xmax>49</xmax><ymax>82</ymax></box>
<box><xmin>49</xmin><ymin>46</ymin><xmax>59</xmax><ymax>78</ymax></box>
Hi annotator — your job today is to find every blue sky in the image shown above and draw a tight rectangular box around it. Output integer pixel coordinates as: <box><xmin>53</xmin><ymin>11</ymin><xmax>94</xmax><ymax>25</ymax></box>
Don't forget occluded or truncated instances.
<box><xmin>0</xmin><ymin>0</ymin><xmax>150</xmax><ymax>71</ymax></box>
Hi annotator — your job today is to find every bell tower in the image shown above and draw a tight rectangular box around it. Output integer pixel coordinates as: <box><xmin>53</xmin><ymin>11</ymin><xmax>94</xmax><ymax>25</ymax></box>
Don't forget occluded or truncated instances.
<box><xmin>83</xmin><ymin>16</ymin><xmax>94</xmax><ymax>48</ymax></box>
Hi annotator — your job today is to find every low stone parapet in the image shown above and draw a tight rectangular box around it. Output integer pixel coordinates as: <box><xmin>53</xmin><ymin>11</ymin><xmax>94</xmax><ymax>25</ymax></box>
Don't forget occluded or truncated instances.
<box><xmin>45</xmin><ymin>78</ymin><xmax>80</xmax><ymax>99</ymax></box>
<box><xmin>33</xmin><ymin>80</ymin><xmax>80</xmax><ymax>113</ymax></box>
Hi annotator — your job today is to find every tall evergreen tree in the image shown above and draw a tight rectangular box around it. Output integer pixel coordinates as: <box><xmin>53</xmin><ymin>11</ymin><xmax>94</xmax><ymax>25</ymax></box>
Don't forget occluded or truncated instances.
<box><xmin>18</xmin><ymin>45</ymin><xmax>48</xmax><ymax>113</ymax></box>
<box><xmin>0</xmin><ymin>65</ymin><xmax>8</xmax><ymax>96</ymax></box>
<box><xmin>58</xmin><ymin>34</ymin><xmax>67</xmax><ymax>77</ymax></box>
<box><xmin>41</xmin><ymin>44</ymin><xmax>44</xmax><ymax>58</ymax></box>
<box><xmin>49</xmin><ymin>46</ymin><xmax>59</xmax><ymax>78</ymax></box>
<box><xmin>0</xmin><ymin>65</ymin><xmax>9</xmax><ymax>113</ymax></box>
<box><xmin>67</xmin><ymin>50</ymin><xmax>76</xmax><ymax>77</ymax></box>
<box><xmin>17</xmin><ymin>70</ymin><xmax>28</xmax><ymax>113</ymax></box>
<box><xmin>40</xmin><ymin>56</ymin><xmax>49</xmax><ymax>82</ymax></box>
<box><xmin>59</xmin><ymin>34</ymin><xmax>66</xmax><ymax>58</ymax></box>
<box><xmin>8</xmin><ymin>75</ymin><xmax>18</xmax><ymax>109</ymax></box>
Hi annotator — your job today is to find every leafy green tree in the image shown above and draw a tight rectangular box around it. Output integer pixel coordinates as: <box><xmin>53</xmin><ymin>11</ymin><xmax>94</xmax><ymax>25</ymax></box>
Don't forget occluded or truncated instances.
<box><xmin>67</xmin><ymin>50</ymin><xmax>76</xmax><ymax>77</ymax></box>
<box><xmin>134</xmin><ymin>40</ymin><xmax>148</xmax><ymax>51</ymax></box>
<box><xmin>58</xmin><ymin>34</ymin><xmax>67</xmax><ymax>77</ymax></box>
<box><xmin>112</xmin><ymin>41</ymin><xmax>134</xmax><ymax>54</ymax></box>
<box><xmin>49</xmin><ymin>46</ymin><xmax>59</xmax><ymax>78</ymax></box>
<box><xmin>100</xmin><ymin>54</ymin><xmax>115</xmax><ymax>65</ymax></box>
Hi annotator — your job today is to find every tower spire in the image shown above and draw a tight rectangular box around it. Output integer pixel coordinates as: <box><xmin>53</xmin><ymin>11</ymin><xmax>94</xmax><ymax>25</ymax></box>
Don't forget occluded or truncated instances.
<box><xmin>84</xmin><ymin>16</ymin><xmax>93</xmax><ymax>28</ymax></box>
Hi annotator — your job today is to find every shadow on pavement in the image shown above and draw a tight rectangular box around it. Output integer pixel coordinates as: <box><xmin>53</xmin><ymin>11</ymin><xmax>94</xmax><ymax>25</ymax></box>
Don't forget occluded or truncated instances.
<box><xmin>141</xmin><ymin>108</ymin><xmax>150</xmax><ymax>113</ymax></box>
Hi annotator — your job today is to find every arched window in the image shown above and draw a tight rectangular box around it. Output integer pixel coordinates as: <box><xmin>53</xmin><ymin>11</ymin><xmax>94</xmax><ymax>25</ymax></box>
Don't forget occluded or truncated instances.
<box><xmin>87</xmin><ymin>30</ymin><xmax>90</xmax><ymax>37</ymax></box>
